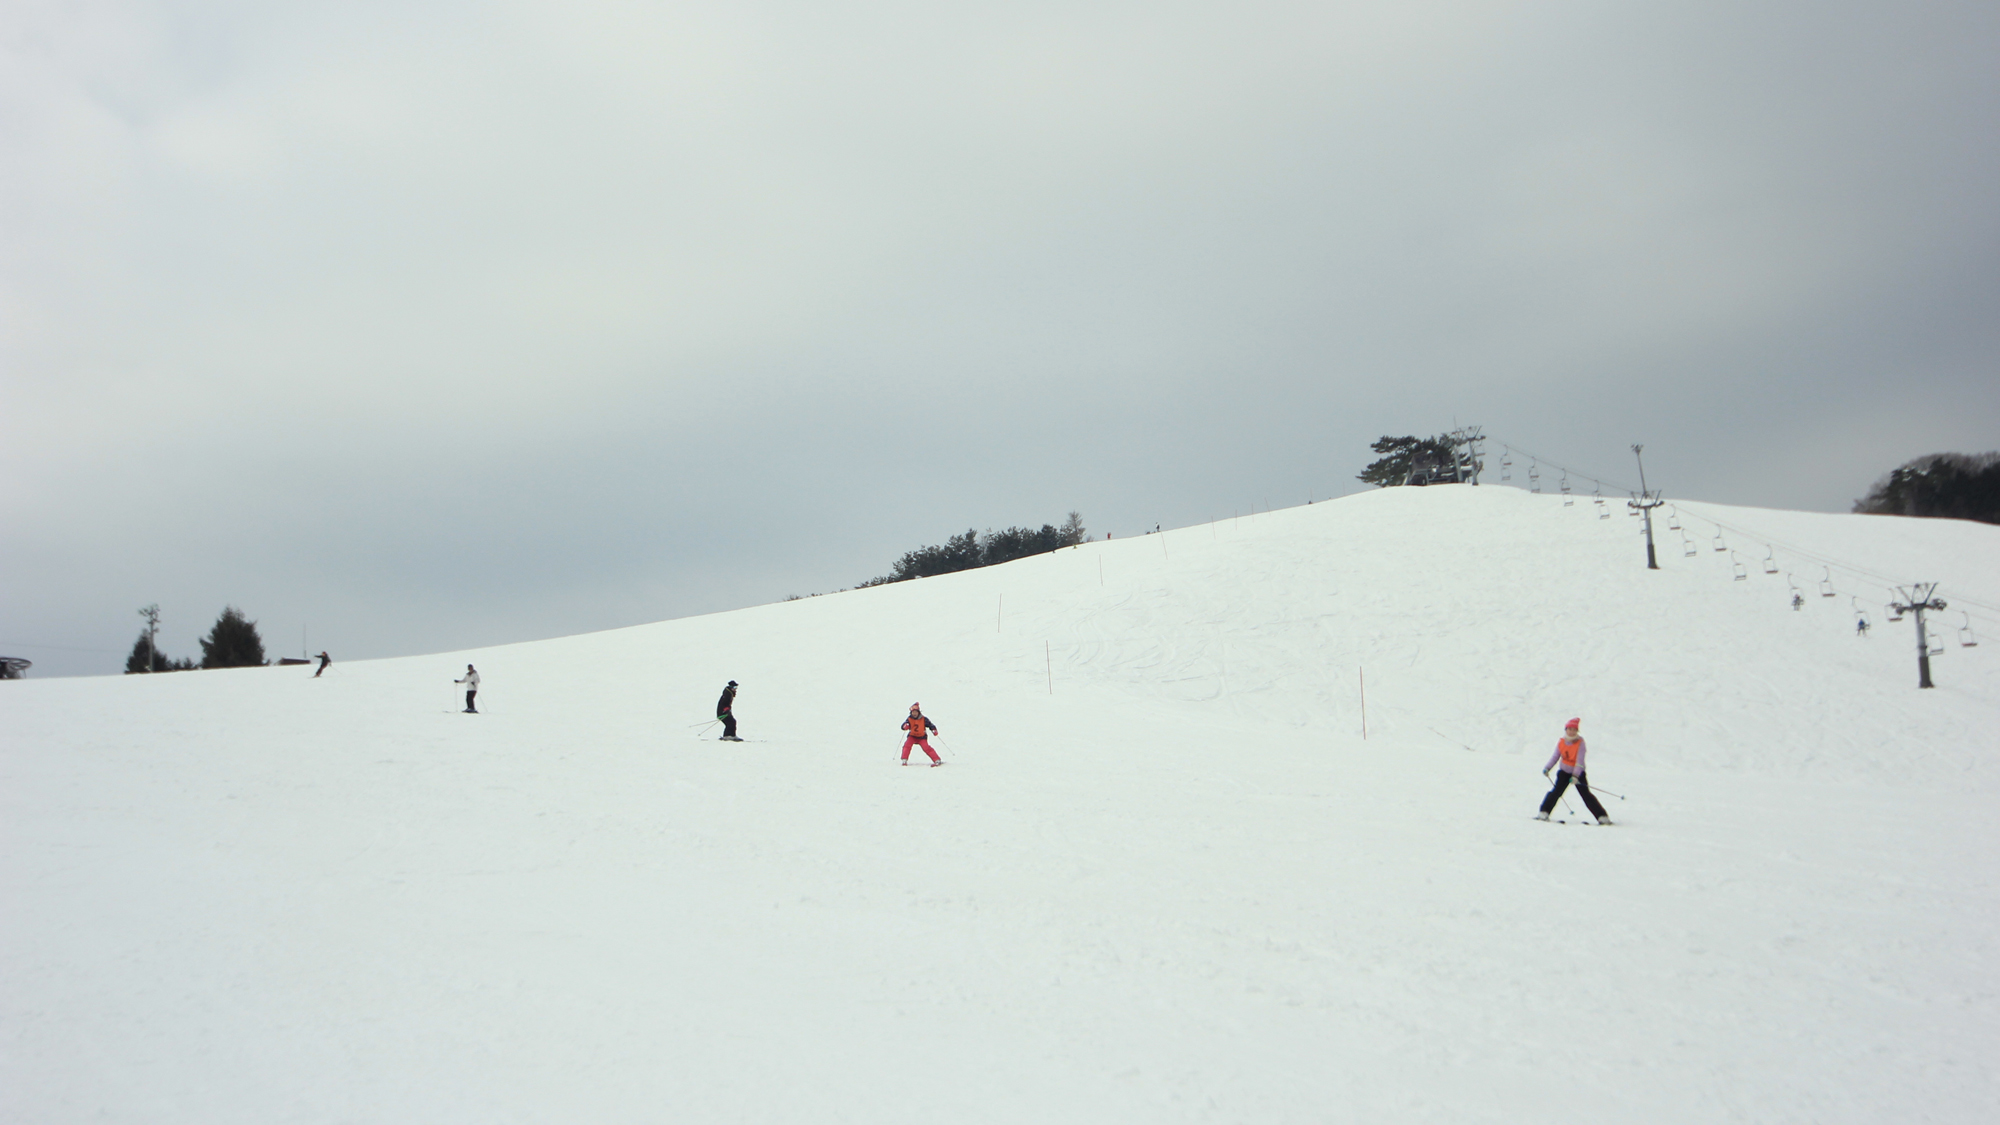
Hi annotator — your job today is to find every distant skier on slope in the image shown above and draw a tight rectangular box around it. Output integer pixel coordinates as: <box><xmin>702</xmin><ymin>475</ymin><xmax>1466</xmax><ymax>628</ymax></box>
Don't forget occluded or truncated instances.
<box><xmin>1536</xmin><ymin>717</ymin><xmax>1610</xmax><ymax>824</ymax></box>
<box><xmin>900</xmin><ymin>703</ymin><xmax>942</xmax><ymax>766</ymax></box>
<box><xmin>313</xmin><ymin>651</ymin><xmax>331</xmax><ymax>677</ymax></box>
<box><xmin>456</xmin><ymin>664</ymin><xmax>480</xmax><ymax>713</ymax></box>
<box><xmin>717</xmin><ymin>681</ymin><xmax>741</xmax><ymax>741</ymax></box>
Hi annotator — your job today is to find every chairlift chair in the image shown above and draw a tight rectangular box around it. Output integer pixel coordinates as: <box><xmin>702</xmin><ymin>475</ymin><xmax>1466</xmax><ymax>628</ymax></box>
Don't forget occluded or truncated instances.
<box><xmin>1667</xmin><ymin>505</ymin><xmax>1681</xmax><ymax>532</ymax></box>
<box><xmin>1961</xmin><ymin>612</ymin><xmax>1979</xmax><ymax>648</ymax></box>
<box><xmin>1560</xmin><ymin>472</ymin><xmax>1573</xmax><ymax>505</ymax></box>
<box><xmin>1681</xmin><ymin>532</ymin><xmax>1697</xmax><ymax>558</ymax></box>
<box><xmin>1500</xmin><ymin>453</ymin><xmax>1513</xmax><ymax>481</ymax></box>
<box><xmin>1819</xmin><ymin>567</ymin><xmax>1835</xmax><ymax>598</ymax></box>
<box><xmin>1851</xmin><ymin>597</ymin><xmax>1871</xmax><ymax>637</ymax></box>
<box><xmin>1762</xmin><ymin>548</ymin><xmax>1778</xmax><ymax>575</ymax></box>
<box><xmin>1713</xmin><ymin>531</ymin><xmax>1727</xmax><ymax>552</ymax></box>
<box><xmin>1731</xmin><ymin>552</ymin><xmax>1747</xmax><ymax>581</ymax></box>
<box><xmin>1528</xmin><ymin>462</ymin><xmax>1540</xmax><ymax>493</ymax></box>
<box><xmin>1928</xmin><ymin>634</ymin><xmax>1946</xmax><ymax>657</ymax></box>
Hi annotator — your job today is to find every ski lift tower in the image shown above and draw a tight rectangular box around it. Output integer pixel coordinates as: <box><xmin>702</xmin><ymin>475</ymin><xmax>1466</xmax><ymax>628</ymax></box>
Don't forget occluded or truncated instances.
<box><xmin>1449</xmin><ymin>426</ymin><xmax>1485</xmax><ymax>484</ymax></box>
<box><xmin>1627</xmin><ymin>444</ymin><xmax>1666</xmax><ymax>570</ymax></box>
<box><xmin>1889</xmin><ymin>583</ymin><xmax>1948</xmax><ymax>688</ymax></box>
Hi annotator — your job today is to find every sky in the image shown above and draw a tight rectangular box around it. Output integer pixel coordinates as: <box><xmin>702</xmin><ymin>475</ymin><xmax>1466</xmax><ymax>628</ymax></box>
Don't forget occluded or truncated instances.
<box><xmin>5</xmin><ymin>0</ymin><xmax>1998</xmax><ymax>678</ymax></box>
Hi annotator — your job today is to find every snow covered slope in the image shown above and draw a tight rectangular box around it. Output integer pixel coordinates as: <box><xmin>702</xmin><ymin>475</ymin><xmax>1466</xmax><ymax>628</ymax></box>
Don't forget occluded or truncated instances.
<box><xmin>5</xmin><ymin>486</ymin><xmax>1997</xmax><ymax>1123</ymax></box>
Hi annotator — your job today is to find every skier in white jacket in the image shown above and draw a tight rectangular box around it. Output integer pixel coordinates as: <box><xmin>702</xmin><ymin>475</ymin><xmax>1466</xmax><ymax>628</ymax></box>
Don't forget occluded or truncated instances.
<box><xmin>455</xmin><ymin>664</ymin><xmax>480</xmax><ymax>713</ymax></box>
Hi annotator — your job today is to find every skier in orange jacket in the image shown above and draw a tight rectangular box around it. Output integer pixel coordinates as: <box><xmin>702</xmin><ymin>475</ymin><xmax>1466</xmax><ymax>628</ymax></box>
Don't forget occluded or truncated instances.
<box><xmin>1536</xmin><ymin>717</ymin><xmax>1611</xmax><ymax>824</ymax></box>
<box><xmin>900</xmin><ymin>704</ymin><xmax>942</xmax><ymax>766</ymax></box>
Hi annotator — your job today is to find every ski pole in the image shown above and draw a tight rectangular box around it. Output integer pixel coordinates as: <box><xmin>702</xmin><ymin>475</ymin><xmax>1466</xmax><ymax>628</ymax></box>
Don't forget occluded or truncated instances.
<box><xmin>692</xmin><ymin>719</ymin><xmax>719</xmax><ymax>735</ymax></box>
<box><xmin>1593</xmin><ymin>786</ymin><xmax>1626</xmax><ymax>801</ymax></box>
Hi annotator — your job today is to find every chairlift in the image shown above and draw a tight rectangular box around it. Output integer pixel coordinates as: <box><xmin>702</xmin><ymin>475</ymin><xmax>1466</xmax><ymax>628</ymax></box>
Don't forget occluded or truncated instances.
<box><xmin>1681</xmin><ymin>532</ymin><xmax>1697</xmax><ymax>558</ymax></box>
<box><xmin>1961</xmin><ymin>612</ymin><xmax>1979</xmax><ymax>648</ymax></box>
<box><xmin>1500</xmin><ymin>453</ymin><xmax>1513</xmax><ymax>482</ymax></box>
<box><xmin>1927</xmin><ymin>634</ymin><xmax>1946</xmax><ymax>657</ymax></box>
<box><xmin>1852</xmin><ymin>596</ymin><xmax>1871</xmax><ymax>637</ymax></box>
<box><xmin>1731</xmin><ymin>551</ymin><xmax>1747</xmax><ymax>581</ymax></box>
<box><xmin>1595</xmin><ymin>498</ymin><xmax>1610</xmax><ymax>520</ymax></box>
<box><xmin>1712</xmin><ymin>531</ymin><xmax>1727</xmax><ymax>552</ymax></box>
<box><xmin>1667</xmin><ymin>505</ymin><xmax>1681</xmax><ymax>532</ymax></box>
<box><xmin>1528</xmin><ymin>462</ymin><xmax>1540</xmax><ymax>493</ymax></box>
<box><xmin>1818</xmin><ymin>566</ymin><xmax>1835</xmax><ymax>598</ymax></box>
<box><xmin>1761</xmin><ymin>547</ymin><xmax>1778</xmax><ymax>575</ymax></box>
<box><xmin>1559</xmin><ymin>472</ymin><xmax>1572</xmax><ymax>495</ymax></box>
<box><xmin>1887</xmin><ymin>603</ymin><xmax>1905</xmax><ymax>622</ymax></box>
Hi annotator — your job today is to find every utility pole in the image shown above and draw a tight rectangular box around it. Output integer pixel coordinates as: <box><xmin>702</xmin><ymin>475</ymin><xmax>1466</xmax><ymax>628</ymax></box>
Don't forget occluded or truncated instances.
<box><xmin>138</xmin><ymin>604</ymin><xmax>161</xmax><ymax>673</ymax></box>
<box><xmin>1627</xmin><ymin>444</ymin><xmax>1665</xmax><ymax>570</ymax></box>
<box><xmin>1890</xmin><ymin>584</ymin><xmax>1948</xmax><ymax>688</ymax></box>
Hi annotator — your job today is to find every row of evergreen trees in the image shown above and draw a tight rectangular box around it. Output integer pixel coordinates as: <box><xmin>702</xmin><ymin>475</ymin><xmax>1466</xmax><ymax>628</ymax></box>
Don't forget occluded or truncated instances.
<box><xmin>1853</xmin><ymin>452</ymin><xmax>2000</xmax><ymax>524</ymax></box>
<box><xmin>126</xmin><ymin>606</ymin><xmax>269</xmax><ymax>673</ymax></box>
<box><xmin>1356</xmin><ymin>435</ymin><xmax>1463</xmax><ymax>488</ymax></box>
<box><xmin>863</xmin><ymin>512</ymin><xmax>1088</xmax><ymax>586</ymax></box>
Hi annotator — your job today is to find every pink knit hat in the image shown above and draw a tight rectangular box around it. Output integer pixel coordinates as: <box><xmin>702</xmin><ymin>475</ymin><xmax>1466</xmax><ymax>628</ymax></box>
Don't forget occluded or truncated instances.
<box><xmin>1565</xmin><ymin>717</ymin><xmax>1580</xmax><ymax>730</ymax></box>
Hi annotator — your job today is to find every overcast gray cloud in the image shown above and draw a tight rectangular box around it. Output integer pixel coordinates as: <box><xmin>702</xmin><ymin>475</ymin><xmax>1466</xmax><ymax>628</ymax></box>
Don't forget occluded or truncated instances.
<box><xmin>5</xmin><ymin>0</ymin><xmax>1998</xmax><ymax>676</ymax></box>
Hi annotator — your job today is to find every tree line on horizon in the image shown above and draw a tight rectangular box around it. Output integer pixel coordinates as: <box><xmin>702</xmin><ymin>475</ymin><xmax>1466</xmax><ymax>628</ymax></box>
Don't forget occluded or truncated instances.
<box><xmin>126</xmin><ymin>606</ymin><xmax>269</xmax><ymax>673</ymax></box>
<box><xmin>1852</xmin><ymin>452</ymin><xmax>2000</xmax><ymax>524</ymax></box>
<box><xmin>861</xmin><ymin>511</ymin><xmax>1088</xmax><ymax>587</ymax></box>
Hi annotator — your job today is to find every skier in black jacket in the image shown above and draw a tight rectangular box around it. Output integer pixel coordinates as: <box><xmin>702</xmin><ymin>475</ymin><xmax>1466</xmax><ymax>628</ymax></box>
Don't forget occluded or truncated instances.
<box><xmin>716</xmin><ymin>681</ymin><xmax>741</xmax><ymax>741</ymax></box>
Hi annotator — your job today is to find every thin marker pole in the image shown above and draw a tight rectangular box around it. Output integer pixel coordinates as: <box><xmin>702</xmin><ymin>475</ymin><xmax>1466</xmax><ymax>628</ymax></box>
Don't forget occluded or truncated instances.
<box><xmin>1099</xmin><ymin>556</ymin><xmax>1104</xmax><ymax>586</ymax></box>
<box><xmin>997</xmin><ymin>594</ymin><xmax>1002</xmax><ymax>634</ymax></box>
<box><xmin>1359</xmin><ymin>667</ymin><xmax>1367</xmax><ymax>740</ymax></box>
<box><xmin>1160</xmin><ymin>529</ymin><xmax>1168</xmax><ymax>560</ymax></box>
<box><xmin>1045</xmin><ymin>641</ymin><xmax>1053</xmax><ymax>694</ymax></box>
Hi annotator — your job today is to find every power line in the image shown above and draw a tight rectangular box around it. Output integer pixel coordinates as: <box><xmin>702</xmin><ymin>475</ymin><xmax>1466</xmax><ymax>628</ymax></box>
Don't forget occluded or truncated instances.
<box><xmin>1489</xmin><ymin>440</ymin><xmax>1641</xmax><ymax>495</ymax></box>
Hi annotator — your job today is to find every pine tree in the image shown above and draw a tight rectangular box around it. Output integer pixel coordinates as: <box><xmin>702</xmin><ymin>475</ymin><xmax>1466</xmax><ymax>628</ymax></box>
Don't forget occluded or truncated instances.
<box><xmin>1058</xmin><ymin>511</ymin><xmax>1087</xmax><ymax>546</ymax></box>
<box><xmin>1357</xmin><ymin>434</ymin><xmax>1457</xmax><ymax>488</ymax></box>
<box><xmin>126</xmin><ymin>632</ymin><xmax>165</xmax><ymax>673</ymax></box>
<box><xmin>199</xmin><ymin>607</ymin><xmax>268</xmax><ymax>669</ymax></box>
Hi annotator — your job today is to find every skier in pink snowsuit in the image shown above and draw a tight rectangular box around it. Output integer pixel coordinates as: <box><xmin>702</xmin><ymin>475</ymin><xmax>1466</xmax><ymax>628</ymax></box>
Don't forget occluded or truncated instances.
<box><xmin>901</xmin><ymin>704</ymin><xmax>942</xmax><ymax>766</ymax></box>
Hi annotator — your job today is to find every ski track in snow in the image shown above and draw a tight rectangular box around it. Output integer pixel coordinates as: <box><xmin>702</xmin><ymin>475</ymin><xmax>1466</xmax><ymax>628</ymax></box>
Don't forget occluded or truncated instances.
<box><xmin>3</xmin><ymin>487</ymin><xmax>1997</xmax><ymax>1123</ymax></box>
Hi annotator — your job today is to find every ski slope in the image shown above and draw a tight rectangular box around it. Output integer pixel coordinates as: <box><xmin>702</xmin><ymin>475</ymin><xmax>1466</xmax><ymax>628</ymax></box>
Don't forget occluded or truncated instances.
<box><xmin>4</xmin><ymin>486</ymin><xmax>1998</xmax><ymax>1123</ymax></box>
